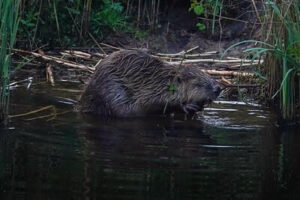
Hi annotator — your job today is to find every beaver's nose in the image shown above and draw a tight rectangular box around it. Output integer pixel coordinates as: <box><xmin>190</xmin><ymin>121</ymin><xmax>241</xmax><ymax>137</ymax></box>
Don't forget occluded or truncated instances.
<box><xmin>213</xmin><ymin>85</ymin><xmax>221</xmax><ymax>96</ymax></box>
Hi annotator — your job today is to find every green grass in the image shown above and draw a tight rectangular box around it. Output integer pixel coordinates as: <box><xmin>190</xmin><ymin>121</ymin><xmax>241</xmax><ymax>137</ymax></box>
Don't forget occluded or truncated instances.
<box><xmin>222</xmin><ymin>1</ymin><xmax>300</xmax><ymax>122</ymax></box>
<box><xmin>0</xmin><ymin>0</ymin><xmax>21</xmax><ymax>124</ymax></box>
<box><xmin>263</xmin><ymin>1</ymin><xmax>300</xmax><ymax>121</ymax></box>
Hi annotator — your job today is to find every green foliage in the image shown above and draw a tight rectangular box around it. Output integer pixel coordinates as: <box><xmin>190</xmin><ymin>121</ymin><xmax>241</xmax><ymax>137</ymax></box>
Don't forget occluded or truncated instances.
<box><xmin>20</xmin><ymin>11</ymin><xmax>38</xmax><ymax>28</ymax></box>
<box><xmin>196</xmin><ymin>23</ymin><xmax>206</xmax><ymax>31</ymax></box>
<box><xmin>163</xmin><ymin>80</ymin><xmax>178</xmax><ymax>114</ymax></box>
<box><xmin>91</xmin><ymin>0</ymin><xmax>127</xmax><ymax>34</ymax></box>
<box><xmin>222</xmin><ymin>0</ymin><xmax>300</xmax><ymax>121</ymax></box>
<box><xmin>17</xmin><ymin>0</ymin><xmax>130</xmax><ymax>47</ymax></box>
<box><xmin>189</xmin><ymin>0</ymin><xmax>204</xmax><ymax>15</ymax></box>
<box><xmin>266</xmin><ymin>0</ymin><xmax>300</xmax><ymax>121</ymax></box>
<box><xmin>167</xmin><ymin>81</ymin><xmax>177</xmax><ymax>94</ymax></box>
<box><xmin>189</xmin><ymin>0</ymin><xmax>223</xmax><ymax>33</ymax></box>
<box><xmin>0</xmin><ymin>0</ymin><xmax>21</xmax><ymax>123</ymax></box>
<box><xmin>189</xmin><ymin>0</ymin><xmax>205</xmax><ymax>31</ymax></box>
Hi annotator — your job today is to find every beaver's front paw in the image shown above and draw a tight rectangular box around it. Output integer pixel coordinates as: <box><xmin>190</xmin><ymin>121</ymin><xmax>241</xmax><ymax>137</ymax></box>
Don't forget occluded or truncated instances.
<box><xmin>181</xmin><ymin>103</ymin><xmax>200</xmax><ymax>114</ymax></box>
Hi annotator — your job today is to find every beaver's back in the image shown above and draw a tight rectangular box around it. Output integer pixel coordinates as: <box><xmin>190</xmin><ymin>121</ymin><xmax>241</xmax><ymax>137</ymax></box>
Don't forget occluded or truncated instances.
<box><xmin>79</xmin><ymin>50</ymin><xmax>177</xmax><ymax>117</ymax></box>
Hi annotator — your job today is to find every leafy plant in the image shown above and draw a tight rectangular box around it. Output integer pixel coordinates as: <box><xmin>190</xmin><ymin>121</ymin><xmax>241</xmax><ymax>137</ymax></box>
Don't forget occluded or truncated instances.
<box><xmin>167</xmin><ymin>81</ymin><xmax>177</xmax><ymax>94</ymax></box>
<box><xmin>91</xmin><ymin>0</ymin><xmax>127</xmax><ymax>34</ymax></box>
<box><xmin>189</xmin><ymin>0</ymin><xmax>223</xmax><ymax>33</ymax></box>
<box><xmin>189</xmin><ymin>0</ymin><xmax>204</xmax><ymax>15</ymax></box>
<box><xmin>19</xmin><ymin>11</ymin><xmax>39</xmax><ymax>44</ymax></box>
<box><xmin>17</xmin><ymin>0</ymin><xmax>131</xmax><ymax>47</ymax></box>
<box><xmin>222</xmin><ymin>0</ymin><xmax>300</xmax><ymax>121</ymax></box>
<box><xmin>196</xmin><ymin>23</ymin><xmax>206</xmax><ymax>31</ymax></box>
<box><xmin>189</xmin><ymin>0</ymin><xmax>205</xmax><ymax>31</ymax></box>
<box><xmin>0</xmin><ymin>0</ymin><xmax>21</xmax><ymax>123</ymax></box>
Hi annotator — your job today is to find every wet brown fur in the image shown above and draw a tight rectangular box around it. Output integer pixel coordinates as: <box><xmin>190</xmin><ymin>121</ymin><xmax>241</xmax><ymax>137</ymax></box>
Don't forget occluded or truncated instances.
<box><xmin>79</xmin><ymin>50</ymin><xmax>220</xmax><ymax>117</ymax></box>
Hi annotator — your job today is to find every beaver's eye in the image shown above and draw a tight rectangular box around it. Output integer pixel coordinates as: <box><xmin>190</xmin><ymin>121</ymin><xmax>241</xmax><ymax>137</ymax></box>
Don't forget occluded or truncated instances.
<box><xmin>205</xmin><ymin>85</ymin><xmax>213</xmax><ymax>90</ymax></box>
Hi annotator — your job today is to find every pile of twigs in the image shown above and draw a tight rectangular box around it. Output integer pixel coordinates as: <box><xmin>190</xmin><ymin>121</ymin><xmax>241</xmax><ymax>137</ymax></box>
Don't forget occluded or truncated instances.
<box><xmin>13</xmin><ymin>44</ymin><xmax>263</xmax><ymax>88</ymax></box>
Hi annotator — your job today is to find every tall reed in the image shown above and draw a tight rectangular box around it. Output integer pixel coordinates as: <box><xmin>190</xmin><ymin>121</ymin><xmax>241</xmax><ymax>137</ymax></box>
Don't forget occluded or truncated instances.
<box><xmin>0</xmin><ymin>0</ymin><xmax>21</xmax><ymax>124</ymax></box>
<box><xmin>125</xmin><ymin>0</ymin><xmax>160</xmax><ymax>29</ymax></box>
<box><xmin>222</xmin><ymin>0</ymin><xmax>300</xmax><ymax>122</ymax></box>
<box><xmin>264</xmin><ymin>0</ymin><xmax>300</xmax><ymax>121</ymax></box>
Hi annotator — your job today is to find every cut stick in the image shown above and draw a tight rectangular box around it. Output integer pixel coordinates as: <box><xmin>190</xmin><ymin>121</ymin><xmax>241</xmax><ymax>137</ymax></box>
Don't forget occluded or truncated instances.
<box><xmin>26</xmin><ymin>110</ymin><xmax>71</xmax><ymax>121</ymax></box>
<box><xmin>156</xmin><ymin>52</ymin><xmax>218</xmax><ymax>58</ymax></box>
<box><xmin>9</xmin><ymin>105</ymin><xmax>55</xmax><ymax>118</ymax></box>
<box><xmin>9</xmin><ymin>77</ymin><xmax>33</xmax><ymax>86</ymax></box>
<box><xmin>167</xmin><ymin>59</ymin><xmax>261</xmax><ymax>65</ymax></box>
<box><xmin>94</xmin><ymin>53</ymin><xmax>107</xmax><ymax>58</ymax></box>
<box><xmin>157</xmin><ymin>50</ymin><xmax>218</xmax><ymax>57</ymax></box>
<box><xmin>33</xmin><ymin>53</ymin><xmax>94</xmax><ymax>72</ymax></box>
<box><xmin>60</xmin><ymin>52</ymin><xmax>98</xmax><ymax>61</ymax></box>
<box><xmin>201</xmin><ymin>69</ymin><xmax>254</xmax><ymax>77</ymax></box>
<box><xmin>88</xmin><ymin>32</ymin><xmax>107</xmax><ymax>55</ymax></box>
<box><xmin>14</xmin><ymin>49</ymin><xmax>95</xmax><ymax>72</ymax></box>
<box><xmin>221</xmin><ymin>76</ymin><xmax>232</xmax><ymax>85</ymax></box>
<box><xmin>184</xmin><ymin>53</ymin><xmax>219</xmax><ymax>58</ymax></box>
<box><xmin>99</xmin><ymin>42</ymin><xmax>123</xmax><ymax>50</ymax></box>
<box><xmin>63</xmin><ymin>50</ymin><xmax>92</xmax><ymax>59</ymax></box>
<box><xmin>46</xmin><ymin>64</ymin><xmax>55</xmax><ymax>86</ymax></box>
<box><xmin>63</xmin><ymin>50</ymin><xmax>106</xmax><ymax>59</ymax></box>
<box><xmin>230</xmin><ymin>62</ymin><xmax>261</xmax><ymax>68</ymax></box>
<box><xmin>181</xmin><ymin>46</ymin><xmax>199</xmax><ymax>54</ymax></box>
<box><xmin>152</xmin><ymin>55</ymin><xmax>183</xmax><ymax>60</ymax></box>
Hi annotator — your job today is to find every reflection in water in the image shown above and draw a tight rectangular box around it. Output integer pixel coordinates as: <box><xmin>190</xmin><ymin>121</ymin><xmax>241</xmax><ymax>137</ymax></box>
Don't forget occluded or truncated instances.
<box><xmin>0</xmin><ymin>83</ymin><xmax>299</xmax><ymax>199</ymax></box>
<box><xmin>260</xmin><ymin>126</ymin><xmax>300</xmax><ymax>200</ymax></box>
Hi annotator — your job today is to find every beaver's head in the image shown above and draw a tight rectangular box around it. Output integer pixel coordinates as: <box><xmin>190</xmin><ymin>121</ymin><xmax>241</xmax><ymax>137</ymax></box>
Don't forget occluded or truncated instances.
<box><xmin>175</xmin><ymin>66</ymin><xmax>221</xmax><ymax>114</ymax></box>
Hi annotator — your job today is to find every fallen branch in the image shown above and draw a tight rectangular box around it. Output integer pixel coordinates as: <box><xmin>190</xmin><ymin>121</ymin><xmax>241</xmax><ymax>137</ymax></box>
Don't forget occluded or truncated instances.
<box><xmin>99</xmin><ymin>42</ymin><xmax>123</xmax><ymax>50</ymax></box>
<box><xmin>14</xmin><ymin>49</ymin><xmax>95</xmax><ymax>72</ymax></box>
<box><xmin>9</xmin><ymin>105</ymin><xmax>55</xmax><ymax>118</ymax></box>
<box><xmin>9</xmin><ymin>77</ymin><xmax>33</xmax><ymax>87</ymax></box>
<box><xmin>26</xmin><ymin>110</ymin><xmax>71</xmax><ymax>121</ymax></box>
<box><xmin>168</xmin><ymin>58</ymin><xmax>261</xmax><ymax>65</ymax></box>
<box><xmin>214</xmin><ymin>100</ymin><xmax>261</xmax><ymax>107</ymax></box>
<box><xmin>88</xmin><ymin>32</ymin><xmax>106</xmax><ymax>54</ymax></box>
<box><xmin>221</xmin><ymin>76</ymin><xmax>232</xmax><ymax>85</ymax></box>
<box><xmin>201</xmin><ymin>69</ymin><xmax>255</xmax><ymax>77</ymax></box>
<box><xmin>46</xmin><ymin>64</ymin><xmax>55</xmax><ymax>86</ymax></box>
<box><xmin>61</xmin><ymin>51</ymin><xmax>107</xmax><ymax>61</ymax></box>
<box><xmin>157</xmin><ymin>50</ymin><xmax>218</xmax><ymax>57</ymax></box>
<box><xmin>230</xmin><ymin>62</ymin><xmax>261</xmax><ymax>68</ymax></box>
<box><xmin>184</xmin><ymin>52</ymin><xmax>219</xmax><ymax>58</ymax></box>
<box><xmin>62</xmin><ymin>50</ymin><xmax>92</xmax><ymax>59</ymax></box>
<box><xmin>181</xmin><ymin>46</ymin><xmax>199</xmax><ymax>54</ymax></box>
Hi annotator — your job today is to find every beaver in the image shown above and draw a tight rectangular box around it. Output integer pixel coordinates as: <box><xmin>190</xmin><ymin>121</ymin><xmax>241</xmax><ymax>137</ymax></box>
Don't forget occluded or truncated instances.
<box><xmin>78</xmin><ymin>50</ymin><xmax>221</xmax><ymax>117</ymax></box>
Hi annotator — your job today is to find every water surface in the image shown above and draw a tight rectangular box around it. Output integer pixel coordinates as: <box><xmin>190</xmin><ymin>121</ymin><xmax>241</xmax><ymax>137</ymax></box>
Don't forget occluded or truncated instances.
<box><xmin>0</xmin><ymin>81</ymin><xmax>299</xmax><ymax>200</ymax></box>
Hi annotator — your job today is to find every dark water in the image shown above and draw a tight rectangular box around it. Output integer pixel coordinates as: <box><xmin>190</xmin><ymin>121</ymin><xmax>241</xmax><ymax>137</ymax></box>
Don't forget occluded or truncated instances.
<box><xmin>0</xmin><ymin>81</ymin><xmax>299</xmax><ymax>200</ymax></box>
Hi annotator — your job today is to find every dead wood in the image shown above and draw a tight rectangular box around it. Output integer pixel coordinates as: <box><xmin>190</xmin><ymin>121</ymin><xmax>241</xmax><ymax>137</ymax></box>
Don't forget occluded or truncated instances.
<box><xmin>201</xmin><ymin>69</ymin><xmax>254</xmax><ymax>77</ymax></box>
<box><xmin>46</xmin><ymin>64</ymin><xmax>55</xmax><ymax>86</ymax></box>
<box><xmin>14</xmin><ymin>49</ymin><xmax>95</xmax><ymax>73</ymax></box>
<box><xmin>13</xmin><ymin>48</ymin><xmax>259</xmax><ymax>78</ymax></box>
